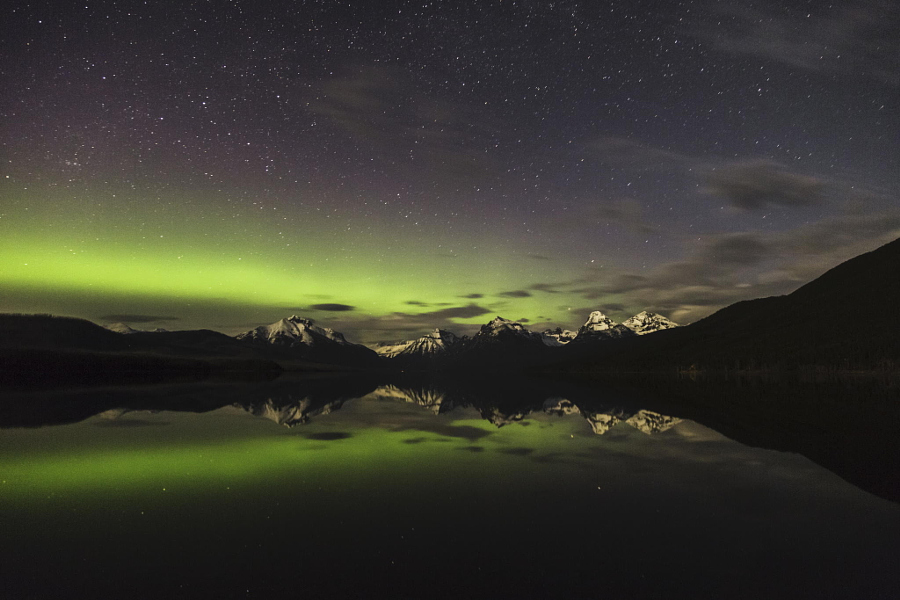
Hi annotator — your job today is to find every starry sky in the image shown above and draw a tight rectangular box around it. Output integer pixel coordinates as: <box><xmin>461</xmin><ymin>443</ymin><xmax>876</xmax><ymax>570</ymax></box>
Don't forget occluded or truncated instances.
<box><xmin>2</xmin><ymin>0</ymin><xmax>898</xmax><ymax>344</ymax></box>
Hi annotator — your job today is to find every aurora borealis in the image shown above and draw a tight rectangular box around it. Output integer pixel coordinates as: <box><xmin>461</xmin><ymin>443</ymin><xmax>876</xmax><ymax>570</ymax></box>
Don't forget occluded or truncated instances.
<box><xmin>2</xmin><ymin>1</ymin><xmax>898</xmax><ymax>344</ymax></box>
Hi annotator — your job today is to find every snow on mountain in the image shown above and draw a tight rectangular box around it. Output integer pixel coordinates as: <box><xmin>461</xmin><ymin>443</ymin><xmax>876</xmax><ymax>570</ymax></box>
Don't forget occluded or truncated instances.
<box><xmin>239</xmin><ymin>397</ymin><xmax>346</xmax><ymax>427</ymax></box>
<box><xmin>376</xmin><ymin>329</ymin><xmax>459</xmax><ymax>358</ymax></box>
<box><xmin>621</xmin><ymin>311</ymin><xmax>679</xmax><ymax>335</ymax></box>
<box><xmin>543</xmin><ymin>397</ymin><xmax>581</xmax><ymax>415</ymax></box>
<box><xmin>625</xmin><ymin>410</ymin><xmax>682</xmax><ymax>434</ymax></box>
<box><xmin>374</xmin><ymin>340</ymin><xmax>415</xmax><ymax>358</ymax></box>
<box><xmin>584</xmin><ymin>412</ymin><xmax>622</xmax><ymax>435</ymax></box>
<box><xmin>236</xmin><ymin>315</ymin><xmax>351</xmax><ymax>348</ymax></box>
<box><xmin>575</xmin><ymin>311</ymin><xmax>636</xmax><ymax>341</ymax></box>
<box><xmin>403</xmin><ymin>328</ymin><xmax>458</xmax><ymax>355</ymax></box>
<box><xmin>580</xmin><ymin>311</ymin><xmax>617</xmax><ymax>332</ymax></box>
<box><xmin>544</xmin><ymin>400</ymin><xmax>681</xmax><ymax>435</ymax></box>
<box><xmin>370</xmin><ymin>384</ymin><xmax>452</xmax><ymax>414</ymax></box>
<box><xmin>480</xmin><ymin>406</ymin><xmax>529</xmax><ymax>427</ymax></box>
<box><xmin>476</xmin><ymin>316</ymin><xmax>543</xmax><ymax>342</ymax></box>
<box><xmin>540</xmin><ymin>327</ymin><xmax>578</xmax><ymax>347</ymax></box>
<box><xmin>106</xmin><ymin>322</ymin><xmax>139</xmax><ymax>334</ymax></box>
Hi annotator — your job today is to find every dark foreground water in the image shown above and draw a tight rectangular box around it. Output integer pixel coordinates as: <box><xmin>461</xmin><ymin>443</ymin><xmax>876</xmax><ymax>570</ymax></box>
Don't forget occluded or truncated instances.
<box><xmin>1</xmin><ymin>376</ymin><xmax>898</xmax><ymax>599</ymax></box>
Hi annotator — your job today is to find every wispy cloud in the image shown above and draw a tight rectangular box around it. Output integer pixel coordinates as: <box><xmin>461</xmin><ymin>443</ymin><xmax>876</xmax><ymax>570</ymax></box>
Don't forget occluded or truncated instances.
<box><xmin>697</xmin><ymin>0</ymin><xmax>900</xmax><ymax>86</ymax></box>
<box><xmin>309</xmin><ymin>64</ymin><xmax>503</xmax><ymax>183</ymax></box>
<box><xmin>529</xmin><ymin>210</ymin><xmax>900</xmax><ymax>324</ymax></box>
<box><xmin>705</xmin><ymin>160</ymin><xmax>826</xmax><ymax>210</ymax></box>
<box><xmin>346</xmin><ymin>303</ymin><xmax>492</xmax><ymax>344</ymax></box>
<box><xmin>100</xmin><ymin>314</ymin><xmax>178</xmax><ymax>323</ymax></box>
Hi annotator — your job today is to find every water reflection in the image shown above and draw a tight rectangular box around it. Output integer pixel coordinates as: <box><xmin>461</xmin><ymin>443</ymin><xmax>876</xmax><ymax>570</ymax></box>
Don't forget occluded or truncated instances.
<box><xmin>1</xmin><ymin>374</ymin><xmax>898</xmax><ymax>600</ymax></box>
<box><xmin>2</xmin><ymin>373</ymin><xmax>898</xmax><ymax>503</ymax></box>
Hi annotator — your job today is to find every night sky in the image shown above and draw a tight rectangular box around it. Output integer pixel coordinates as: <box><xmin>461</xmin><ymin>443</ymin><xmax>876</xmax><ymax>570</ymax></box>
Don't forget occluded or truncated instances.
<box><xmin>2</xmin><ymin>0</ymin><xmax>898</xmax><ymax>344</ymax></box>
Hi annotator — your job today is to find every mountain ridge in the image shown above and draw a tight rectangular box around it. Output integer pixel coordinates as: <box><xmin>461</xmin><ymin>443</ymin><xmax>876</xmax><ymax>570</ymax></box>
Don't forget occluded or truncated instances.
<box><xmin>2</xmin><ymin>236</ymin><xmax>897</xmax><ymax>376</ymax></box>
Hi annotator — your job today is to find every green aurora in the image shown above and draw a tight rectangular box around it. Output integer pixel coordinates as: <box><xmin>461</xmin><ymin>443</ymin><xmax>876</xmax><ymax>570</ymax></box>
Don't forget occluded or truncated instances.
<box><xmin>0</xmin><ymin>185</ymin><xmax>595</xmax><ymax>341</ymax></box>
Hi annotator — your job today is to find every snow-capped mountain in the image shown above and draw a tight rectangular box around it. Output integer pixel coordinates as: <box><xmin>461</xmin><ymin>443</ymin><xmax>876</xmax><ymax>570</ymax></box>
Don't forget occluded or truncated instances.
<box><xmin>475</xmin><ymin>316</ymin><xmax>543</xmax><ymax>343</ymax></box>
<box><xmin>574</xmin><ymin>311</ymin><xmax>636</xmax><ymax>341</ymax></box>
<box><xmin>237</xmin><ymin>315</ymin><xmax>351</xmax><ymax>348</ymax></box>
<box><xmin>106</xmin><ymin>322</ymin><xmax>139</xmax><ymax>334</ymax></box>
<box><xmin>540</xmin><ymin>327</ymin><xmax>578</xmax><ymax>347</ymax></box>
<box><xmin>374</xmin><ymin>310</ymin><xmax>677</xmax><ymax>362</ymax></box>
<box><xmin>621</xmin><ymin>311</ymin><xmax>679</xmax><ymax>335</ymax></box>
<box><xmin>580</xmin><ymin>311</ymin><xmax>617</xmax><ymax>332</ymax></box>
<box><xmin>374</xmin><ymin>340</ymin><xmax>415</xmax><ymax>358</ymax></box>
<box><xmin>235</xmin><ymin>315</ymin><xmax>378</xmax><ymax>366</ymax></box>
<box><xmin>375</xmin><ymin>329</ymin><xmax>459</xmax><ymax>358</ymax></box>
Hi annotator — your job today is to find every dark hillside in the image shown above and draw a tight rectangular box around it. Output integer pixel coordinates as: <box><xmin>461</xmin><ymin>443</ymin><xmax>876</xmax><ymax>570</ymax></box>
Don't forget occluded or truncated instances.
<box><xmin>556</xmin><ymin>236</ymin><xmax>900</xmax><ymax>372</ymax></box>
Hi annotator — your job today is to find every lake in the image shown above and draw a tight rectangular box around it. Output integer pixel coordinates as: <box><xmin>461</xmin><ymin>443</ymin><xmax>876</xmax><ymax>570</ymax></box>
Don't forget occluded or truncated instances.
<box><xmin>1</xmin><ymin>375</ymin><xmax>898</xmax><ymax>599</ymax></box>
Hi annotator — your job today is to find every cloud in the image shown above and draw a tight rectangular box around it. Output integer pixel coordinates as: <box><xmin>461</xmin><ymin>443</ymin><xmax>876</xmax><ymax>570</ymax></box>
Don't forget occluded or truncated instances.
<box><xmin>594</xmin><ymin>198</ymin><xmax>657</xmax><ymax>234</ymax></box>
<box><xmin>423</xmin><ymin>304</ymin><xmax>493</xmax><ymax>319</ymax></box>
<box><xmin>706</xmin><ymin>160</ymin><xmax>826</xmax><ymax>210</ymax></box>
<box><xmin>309</xmin><ymin>303</ymin><xmax>355</xmax><ymax>312</ymax></box>
<box><xmin>405</xmin><ymin>301</ymin><xmax>429</xmax><ymax>306</ymax></box>
<box><xmin>702</xmin><ymin>234</ymin><xmax>773</xmax><ymax>267</ymax></box>
<box><xmin>100</xmin><ymin>314</ymin><xmax>178</xmax><ymax>323</ymax></box>
<box><xmin>498</xmin><ymin>290</ymin><xmax>532</xmax><ymax>298</ymax></box>
<box><xmin>461</xmin><ymin>293</ymin><xmax>483</xmax><ymax>299</ymax></box>
<box><xmin>586</xmin><ymin>136</ymin><xmax>692</xmax><ymax>171</ymax></box>
<box><xmin>568</xmin><ymin>210</ymin><xmax>900</xmax><ymax>324</ymax></box>
<box><xmin>526</xmin><ymin>254</ymin><xmax>553</xmax><ymax>261</ymax></box>
<box><xmin>347</xmin><ymin>303</ymin><xmax>494</xmax><ymax>345</ymax></box>
<box><xmin>309</xmin><ymin>64</ymin><xmax>503</xmax><ymax>183</ymax></box>
<box><xmin>530</xmin><ymin>283</ymin><xmax>564</xmax><ymax>294</ymax></box>
<box><xmin>698</xmin><ymin>0</ymin><xmax>900</xmax><ymax>86</ymax></box>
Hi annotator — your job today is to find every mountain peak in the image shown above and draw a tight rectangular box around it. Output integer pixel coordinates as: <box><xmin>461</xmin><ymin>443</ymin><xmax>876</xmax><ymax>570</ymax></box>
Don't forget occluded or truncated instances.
<box><xmin>622</xmin><ymin>311</ymin><xmax>679</xmax><ymax>335</ymax></box>
<box><xmin>481</xmin><ymin>316</ymin><xmax>533</xmax><ymax>336</ymax></box>
<box><xmin>237</xmin><ymin>315</ymin><xmax>350</xmax><ymax>347</ymax></box>
<box><xmin>541</xmin><ymin>327</ymin><xmax>578</xmax><ymax>347</ymax></box>
<box><xmin>374</xmin><ymin>328</ymin><xmax>460</xmax><ymax>358</ymax></box>
<box><xmin>574</xmin><ymin>310</ymin><xmax>636</xmax><ymax>342</ymax></box>
<box><xmin>106</xmin><ymin>322</ymin><xmax>138</xmax><ymax>334</ymax></box>
<box><xmin>286</xmin><ymin>315</ymin><xmax>314</xmax><ymax>325</ymax></box>
<box><xmin>582</xmin><ymin>311</ymin><xmax>617</xmax><ymax>331</ymax></box>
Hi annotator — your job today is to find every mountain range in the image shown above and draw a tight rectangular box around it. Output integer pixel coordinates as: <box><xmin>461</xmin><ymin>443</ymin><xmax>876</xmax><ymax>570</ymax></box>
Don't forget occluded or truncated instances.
<box><xmin>373</xmin><ymin>311</ymin><xmax>678</xmax><ymax>369</ymax></box>
<box><xmin>1</xmin><ymin>236</ymin><xmax>898</xmax><ymax>379</ymax></box>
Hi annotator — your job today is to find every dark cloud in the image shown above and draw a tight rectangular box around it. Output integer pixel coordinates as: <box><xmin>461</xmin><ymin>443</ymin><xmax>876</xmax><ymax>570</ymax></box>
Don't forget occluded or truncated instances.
<box><xmin>461</xmin><ymin>293</ymin><xmax>483</xmax><ymax>299</ymax></box>
<box><xmin>530</xmin><ymin>283</ymin><xmax>564</xmax><ymax>294</ymax></box>
<box><xmin>703</xmin><ymin>234</ymin><xmax>772</xmax><ymax>267</ymax></box>
<box><xmin>526</xmin><ymin>254</ymin><xmax>553</xmax><ymax>261</ymax></box>
<box><xmin>351</xmin><ymin>303</ymin><xmax>493</xmax><ymax>345</ymax></box>
<box><xmin>309</xmin><ymin>64</ymin><xmax>503</xmax><ymax>184</ymax></box>
<box><xmin>706</xmin><ymin>161</ymin><xmax>826</xmax><ymax>210</ymax></box>
<box><xmin>498</xmin><ymin>290</ymin><xmax>532</xmax><ymax>298</ymax></box>
<box><xmin>423</xmin><ymin>304</ymin><xmax>492</xmax><ymax>319</ymax></box>
<box><xmin>595</xmin><ymin>198</ymin><xmax>656</xmax><ymax>234</ymax></box>
<box><xmin>405</xmin><ymin>300</ymin><xmax>429</xmax><ymax>306</ymax></box>
<box><xmin>101</xmin><ymin>314</ymin><xmax>178</xmax><ymax>323</ymax></box>
<box><xmin>309</xmin><ymin>303</ymin><xmax>355</xmax><ymax>312</ymax></box>
<box><xmin>698</xmin><ymin>1</ymin><xmax>900</xmax><ymax>86</ymax></box>
<box><xmin>586</xmin><ymin>136</ymin><xmax>692</xmax><ymax>171</ymax></box>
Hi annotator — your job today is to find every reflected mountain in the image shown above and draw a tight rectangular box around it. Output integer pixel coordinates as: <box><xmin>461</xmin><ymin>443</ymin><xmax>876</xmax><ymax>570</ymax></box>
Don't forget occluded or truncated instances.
<box><xmin>240</xmin><ymin>396</ymin><xmax>349</xmax><ymax>428</ymax></box>
<box><xmin>370</xmin><ymin>383</ymin><xmax>454</xmax><ymax>414</ymax></box>
<box><xmin>1</xmin><ymin>373</ymin><xmax>898</xmax><ymax>503</ymax></box>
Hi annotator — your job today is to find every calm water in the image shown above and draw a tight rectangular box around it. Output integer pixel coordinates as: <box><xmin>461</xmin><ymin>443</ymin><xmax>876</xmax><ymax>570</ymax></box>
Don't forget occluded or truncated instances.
<box><xmin>1</xmin><ymin>376</ymin><xmax>898</xmax><ymax>599</ymax></box>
